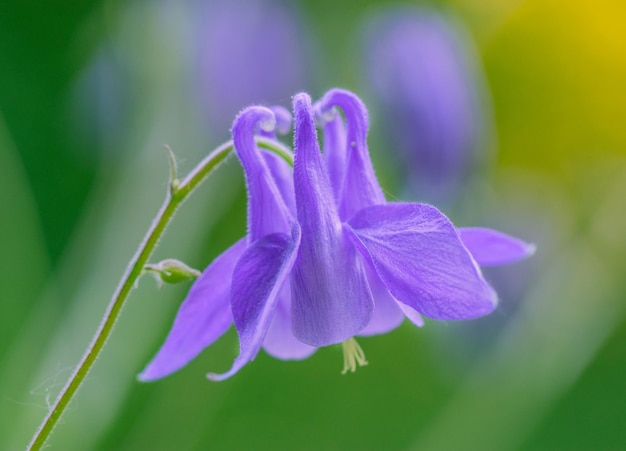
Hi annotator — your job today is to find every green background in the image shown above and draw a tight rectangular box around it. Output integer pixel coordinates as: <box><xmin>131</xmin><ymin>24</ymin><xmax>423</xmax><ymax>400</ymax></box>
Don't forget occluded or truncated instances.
<box><xmin>2</xmin><ymin>0</ymin><xmax>626</xmax><ymax>449</ymax></box>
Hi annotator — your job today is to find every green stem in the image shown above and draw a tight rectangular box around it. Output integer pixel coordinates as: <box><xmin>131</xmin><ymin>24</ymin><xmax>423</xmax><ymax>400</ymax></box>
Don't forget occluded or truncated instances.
<box><xmin>27</xmin><ymin>137</ymin><xmax>292</xmax><ymax>451</ymax></box>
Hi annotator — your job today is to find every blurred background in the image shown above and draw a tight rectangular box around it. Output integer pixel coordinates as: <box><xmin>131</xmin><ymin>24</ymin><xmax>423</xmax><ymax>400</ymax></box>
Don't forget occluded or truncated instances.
<box><xmin>1</xmin><ymin>0</ymin><xmax>626</xmax><ymax>449</ymax></box>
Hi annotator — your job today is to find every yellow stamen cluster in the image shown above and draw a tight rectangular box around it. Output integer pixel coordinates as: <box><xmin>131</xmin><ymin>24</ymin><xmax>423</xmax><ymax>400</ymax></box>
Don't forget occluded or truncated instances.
<box><xmin>341</xmin><ymin>337</ymin><xmax>368</xmax><ymax>374</ymax></box>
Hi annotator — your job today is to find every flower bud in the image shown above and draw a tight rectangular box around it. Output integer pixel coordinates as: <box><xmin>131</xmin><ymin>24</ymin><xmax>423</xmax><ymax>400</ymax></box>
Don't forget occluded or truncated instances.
<box><xmin>144</xmin><ymin>259</ymin><xmax>201</xmax><ymax>286</ymax></box>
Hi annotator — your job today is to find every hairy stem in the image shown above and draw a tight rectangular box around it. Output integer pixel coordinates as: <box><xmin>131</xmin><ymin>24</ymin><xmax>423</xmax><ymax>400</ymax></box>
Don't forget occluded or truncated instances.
<box><xmin>27</xmin><ymin>137</ymin><xmax>292</xmax><ymax>451</ymax></box>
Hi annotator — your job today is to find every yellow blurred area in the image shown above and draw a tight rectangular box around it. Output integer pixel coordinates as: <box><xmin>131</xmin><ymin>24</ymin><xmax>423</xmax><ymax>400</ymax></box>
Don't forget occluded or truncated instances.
<box><xmin>482</xmin><ymin>0</ymin><xmax>626</xmax><ymax>175</ymax></box>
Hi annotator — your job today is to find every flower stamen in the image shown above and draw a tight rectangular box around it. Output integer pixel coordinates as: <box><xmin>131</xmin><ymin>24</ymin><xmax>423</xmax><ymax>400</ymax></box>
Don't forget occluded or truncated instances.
<box><xmin>341</xmin><ymin>337</ymin><xmax>368</xmax><ymax>374</ymax></box>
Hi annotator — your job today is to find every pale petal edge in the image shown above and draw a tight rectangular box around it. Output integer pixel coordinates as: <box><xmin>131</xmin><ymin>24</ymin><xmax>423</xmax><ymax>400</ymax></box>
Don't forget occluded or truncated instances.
<box><xmin>458</xmin><ymin>227</ymin><xmax>536</xmax><ymax>266</ymax></box>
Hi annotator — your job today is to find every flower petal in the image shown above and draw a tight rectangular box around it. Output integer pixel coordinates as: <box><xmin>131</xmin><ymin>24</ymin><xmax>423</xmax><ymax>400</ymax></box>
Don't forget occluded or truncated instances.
<box><xmin>291</xmin><ymin>93</ymin><xmax>374</xmax><ymax>346</ymax></box>
<box><xmin>263</xmin><ymin>150</ymin><xmax>295</xmax><ymax>214</ymax></box>
<box><xmin>258</xmin><ymin>105</ymin><xmax>292</xmax><ymax>139</ymax></box>
<box><xmin>317</xmin><ymin>107</ymin><xmax>347</xmax><ymax>203</ymax></box>
<box><xmin>233</xmin><ymin>106</ymin><xmax>292</xmax><ymax>241</ymax></box>
<box><xmin>138</xmin><ymin>239</ymin><xmax>246</xmax><ymax>381</ymax></box>
<box><xmin>315</xmin><ymin>88</ymin><xmax>386</xmax><ymax>219</ymax></box>
<box><xmin>262</xmin><ymin>282</ymin><xmax>317</xmax><ymax>360</ymax></box>
<box><xmin>397</xmin><ymin>302</ymin><xmax>425</xmax><ymax>327</ymax></box>
<box><xmin>346</xmin><ymin>203</ymin><xmax>497</xmax><ymax>320</ymax></box>
<box><xmin>357</xmin><ymin>263</ymin><xmax>405</xmax><ymax>336</ymax></box>
<box><xmin>208</xmin><ymin>225</ymin><xmax>301</xmax><ymax>381</ymax></box>
<box><xmin>458</xmin><ymin>227</ymin><xmax>536</xmax><ymax>266</ymax></box>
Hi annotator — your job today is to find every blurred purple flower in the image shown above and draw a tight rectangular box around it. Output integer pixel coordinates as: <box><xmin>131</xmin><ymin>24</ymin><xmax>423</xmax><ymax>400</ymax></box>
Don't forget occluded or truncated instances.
<box><xmin>72</xmin><ymin>44</ymin><xmax>132</xmax><ymax>157</ymax></box>
<box><xmin>140</xmin><ymin>89</ymin><xmax>533</xmax><ymax>382</ymax></box>
<box><xmin>194</xmin><ymin>0</ymin><xmax>310</xmax><ymax>138</ymax></box>
<box><xmin>363</xmin><ymin>7</ymin><xmax>493</xmax><ymax>204</ymax></box>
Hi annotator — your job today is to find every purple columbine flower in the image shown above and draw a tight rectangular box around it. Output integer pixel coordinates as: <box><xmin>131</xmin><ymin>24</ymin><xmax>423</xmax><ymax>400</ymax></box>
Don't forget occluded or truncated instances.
<box><xmin>140</xmin><ymin>89</ymin><xmax>534</xmax><ymax>381</ymax></box>
<box><xmin>363</xmin><ymin>7</ymin><xmax>492</xmax><ymax>205</ymax></box>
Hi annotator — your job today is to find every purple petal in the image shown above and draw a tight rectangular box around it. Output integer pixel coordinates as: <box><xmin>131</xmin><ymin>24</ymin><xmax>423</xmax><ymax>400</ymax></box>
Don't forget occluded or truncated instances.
<box><xmin>458</xmin><ymin>227</ymin><xmax>536</xmax><ymax>266</ymax></box>
<box><xmin>397</xmin><ymin>302</ymin><xmax>425</xmax><ymax>327</ymax></box>
<box><xmin>291</xmin><ymin>93</ymin><xmax>374</xmax><ymax>346</ymax></box>
<box><xmin>271</xmin><ymin>105</ymin><xmax>293</xmax><ymax>135</ymax></box>
<box><xmin>232</xmin><ymin>106</ymin><xmax>292</xmax><ymax>241</ymax></box>
<box><xmin>315</xmin><ymin>89</ymin><xmax>386</xmax><ymax>219</ymax></box>
<box><xmin>258</xmin><ymin>105</ymin><xmax>292</xmax><ymax>139</ymax></box>
<box><xmin>209</xmin><ymin>225</ymin><xmax>301</xmax><ymax>381</ymax></box>
<box><xmin>346</xmin><ymin>203</ymin><xmax>497</xmax><ymax>320</ymax></box>
<box><xmin>263</xmin><ymin>150</ymin><xmax>295</xmax><ymax>214</ymax></box>
<box><xmin>262</xmin><ymin>282</ymin><xmax>317</xmax><ymax>360</ymax></box>
<box><xmin>138</xmin><ymin>239</ymin><xmax>246</xmax><ymax>381</ymax></box>
<box><xmin>357</xmin><ymin>263</ymin><xmax>405</xmax><ymax>336</ymax></box>
<box><xmin>317</xmin><ymin>107</ymin><xmax>347</xmax><ymax>203</ymax></box>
